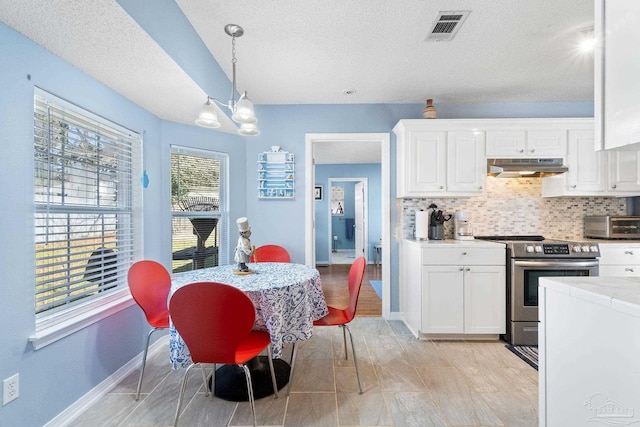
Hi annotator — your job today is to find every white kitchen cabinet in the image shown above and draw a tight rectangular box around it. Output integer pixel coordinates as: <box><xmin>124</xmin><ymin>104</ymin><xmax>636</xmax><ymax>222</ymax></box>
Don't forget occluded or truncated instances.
<box><xmin>542</xmin><ymin>126</ymin><xmax>640</xmax><ymax>197</ymax></box>
<box><xmin>594</xmin><ymin>0</ymin><xmax>640</xmax><ymax>150</ymax></box>
<box><xmin>597</xmin><ymin>242</ymin><xmax>640</xmax><ymax>277</ymax></box>
<box><xmin>447</xmin><ymin>131</ymin><xmax>486</xmax><ymax>194</ymax></box>
<box><xmin>486</xmin><ymin>129</ymin><xmax>566</xmax><ymax>158</ymax></box>
<box><xmin>607</xmin><ymin>150</ymin><xmax>640</xmax><ymax>193</ymax></box>
<box><xmin>400</xmin><ymin>240</ymin><xmax>506</xmax><ymax>339</ymax></box>
<box><xmin>394</xmin><ymin>120</ymin><xmax>485</xmax><ymax>197</ymax></box>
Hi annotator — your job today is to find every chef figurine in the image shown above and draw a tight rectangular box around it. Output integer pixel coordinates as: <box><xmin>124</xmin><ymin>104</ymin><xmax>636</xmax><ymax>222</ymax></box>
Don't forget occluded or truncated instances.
<box><xmin>234</xmin><ymin>217</ymin><xmax>255</xmax><ymax>272</ymax></box>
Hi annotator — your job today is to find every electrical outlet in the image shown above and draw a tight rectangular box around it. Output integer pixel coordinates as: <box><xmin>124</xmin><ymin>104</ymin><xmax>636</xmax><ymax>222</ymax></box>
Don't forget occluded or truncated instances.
<box><xmin>3</xmin><ymin>373</ymin><xmax>19</xmax><ymax>405</ymax></box>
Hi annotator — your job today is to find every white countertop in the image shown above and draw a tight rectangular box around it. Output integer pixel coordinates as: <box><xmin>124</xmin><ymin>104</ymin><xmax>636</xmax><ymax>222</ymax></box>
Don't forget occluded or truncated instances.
<box><xmin>540</xmin><ymin>276</ymin><xmax>640</xmax><ymax>318</ymax></box>
<box><xmin>403</xmin><ymin>238</ymin><xmax>506</xmax><ymax>248</ymax></box>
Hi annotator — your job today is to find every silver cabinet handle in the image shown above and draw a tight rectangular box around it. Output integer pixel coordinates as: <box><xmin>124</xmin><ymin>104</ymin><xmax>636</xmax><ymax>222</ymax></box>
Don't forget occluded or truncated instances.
<box><xmin>465</xmin><ymin>267</ymin><xmax>471</xmax><ymax>271</ymax></box>
<box><xmin>462</xmin><ymin>252</ymin><xmax>467</xmax><ymax>255</ymax></box>
<box><xmin>625</xmin><ymin>250</ymin><xmax>634</xmax><ymax>255</ymax></box>
<box><xmin>530</xmin><ymin>148</ymin><xmax>535</xmax><ymax>153</ymax></box>
<box><xmin>571</xmin><ymin>185</ymin><xmax>577</xmax><ymax>188</ymax></box>
<box><xmin>612</xmin><ymin>184</ymin><xmax>617</xmax><ymax>189</ymax></box>
<box><xmin>519</xmin><ymin>149</ymin><xmax>524</xmax><ymax>153</ymax></box>
<box><xmin>625</xmin><ymin>267</ymin><xmax>634</xmax><ymax>272</ymax></box>
<box><xmin>459</xmin><ymin>267</ymin><xmax>464</xmax><ymax>271</ymax></box>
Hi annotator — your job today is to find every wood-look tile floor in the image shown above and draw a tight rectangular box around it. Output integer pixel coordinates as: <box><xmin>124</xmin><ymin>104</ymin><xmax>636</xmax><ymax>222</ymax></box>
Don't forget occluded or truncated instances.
<box><xmin>69</xmin><ymin>319</ymin><xmax>538</xmax><ymax>427</ymax></box>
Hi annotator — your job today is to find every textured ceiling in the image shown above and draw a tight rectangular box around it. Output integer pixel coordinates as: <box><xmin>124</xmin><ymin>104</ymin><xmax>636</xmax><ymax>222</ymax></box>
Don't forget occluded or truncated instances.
<box><xmin>0</xmin><ymin>0</ymin><xmax>594</xmax><ymax>163</ymax></box>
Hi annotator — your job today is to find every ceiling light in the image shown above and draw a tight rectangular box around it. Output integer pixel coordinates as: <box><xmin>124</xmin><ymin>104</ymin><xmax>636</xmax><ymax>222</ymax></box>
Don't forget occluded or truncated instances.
<box><xmin>196</xmin><ymin>24</ymin><xmax>259</xmax><ymax>135</ymax></box>
<box><xmin>578</xmin><ymin>27</ymin><xmax>596</xmax><ymax>53</ymax></box>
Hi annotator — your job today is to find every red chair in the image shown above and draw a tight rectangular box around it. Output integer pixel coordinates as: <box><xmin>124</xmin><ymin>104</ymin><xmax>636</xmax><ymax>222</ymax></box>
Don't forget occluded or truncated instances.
<box><xmin>169</xmin><ymin>282</ymin><xmax>278</xmax><ymax>427</ymax></box>
<box><xmin>288</xmin><ymin>256</ymin><xmax>367</xmax><ymax>395</ymax></box>
<box><xmin>250</xmin><ymin>244</ymin><xmax>291</xmax><ymax>263</ymax></box>
<box><xmin>127</xmin><ymin>260</ymin><xmax>171</xmax><ymax>401</ymax></box>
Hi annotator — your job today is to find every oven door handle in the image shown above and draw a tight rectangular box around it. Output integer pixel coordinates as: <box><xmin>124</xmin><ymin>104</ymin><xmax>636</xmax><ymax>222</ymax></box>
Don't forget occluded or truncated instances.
<box><xmin>514</xmin><ymin>260</ymin><xmax>599</xmax><ymax>268</ymax></box>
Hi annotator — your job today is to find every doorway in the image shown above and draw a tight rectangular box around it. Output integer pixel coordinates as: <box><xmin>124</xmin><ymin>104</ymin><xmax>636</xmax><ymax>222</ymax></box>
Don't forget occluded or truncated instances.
<box><xmin>328</xmin><ymin>178</ymin><xmax>368</xmax><ymax>264</ymax></box>
<box><xmin>304</xmin><ymin>133</ymin><xmax>391</xmax><ymax>318</ymax></box>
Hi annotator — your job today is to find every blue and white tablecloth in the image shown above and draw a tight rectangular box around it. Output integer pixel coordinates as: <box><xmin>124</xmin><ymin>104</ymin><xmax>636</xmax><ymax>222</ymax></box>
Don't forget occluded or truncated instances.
<box><xmin>169</xmin><ymin>262</ymin><xmax>328</xmax><ymax>369</ymax></box>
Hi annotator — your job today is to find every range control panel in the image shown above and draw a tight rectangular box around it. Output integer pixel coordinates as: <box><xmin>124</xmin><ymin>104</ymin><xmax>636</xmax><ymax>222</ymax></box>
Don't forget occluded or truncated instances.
<box><xmin>511</xmin><ymin>241</ymin><xmax>600</xmax><ymax>258</ymax></box>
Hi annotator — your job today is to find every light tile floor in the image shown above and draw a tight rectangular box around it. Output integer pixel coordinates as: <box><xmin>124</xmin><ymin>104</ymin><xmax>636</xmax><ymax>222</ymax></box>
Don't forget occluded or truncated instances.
<box><xmin>330</xmin><ymin>250</ymin><xmax>356</xmax><ymax>265</ymax></box>
<box><xmin>69</xmin><ymin>318</ymin><xmax>538</xmax><ymax>427</ymax></box>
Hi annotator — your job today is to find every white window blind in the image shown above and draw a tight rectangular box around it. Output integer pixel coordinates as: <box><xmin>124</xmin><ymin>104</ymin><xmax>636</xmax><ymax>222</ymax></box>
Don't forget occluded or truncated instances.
<box><xmin>34</xmin><ymin>89</ymin><xmax>142</xmax><ymax>316</ymax></box>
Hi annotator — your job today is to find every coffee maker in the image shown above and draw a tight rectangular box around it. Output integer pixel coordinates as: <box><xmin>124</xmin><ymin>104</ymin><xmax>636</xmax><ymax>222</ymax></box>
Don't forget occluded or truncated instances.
<box><xmin>454</xmin><ymin>211</ymin><xmax>474</xmax><ymax>240</ymax></box>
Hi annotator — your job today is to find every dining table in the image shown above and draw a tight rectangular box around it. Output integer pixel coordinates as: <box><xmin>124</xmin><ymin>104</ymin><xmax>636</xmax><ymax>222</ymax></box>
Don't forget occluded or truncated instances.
<box><xmin>169</xmin><ymin>262</ymin><xmax>328</xmax><ymax>401</ymax></box>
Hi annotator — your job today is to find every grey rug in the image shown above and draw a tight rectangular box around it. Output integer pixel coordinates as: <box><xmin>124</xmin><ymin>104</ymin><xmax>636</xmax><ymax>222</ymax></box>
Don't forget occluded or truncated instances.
<box><xmin>505</xmin><ymin>345</ymin><xmax>538</xmax><ymax>370</ymax></box>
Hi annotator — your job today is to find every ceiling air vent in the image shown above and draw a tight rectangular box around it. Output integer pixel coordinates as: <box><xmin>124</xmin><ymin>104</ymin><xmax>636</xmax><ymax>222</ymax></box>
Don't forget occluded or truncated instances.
<box><xmin>426</xmin><ymin>11</ymin><xmax>470</xmax><ymax>42</ymax></box>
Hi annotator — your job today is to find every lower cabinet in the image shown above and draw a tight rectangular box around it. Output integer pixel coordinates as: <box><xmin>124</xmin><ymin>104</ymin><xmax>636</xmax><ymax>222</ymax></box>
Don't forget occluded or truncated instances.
<box><xmin>400</xmin><ymin>240</ymin><xmax>506</xmax><ymax>339</ymax></box>
<box><xmin>598</xmin><ymin>242</ymin><xmax>640</xmax><ymax>277</ymax></box>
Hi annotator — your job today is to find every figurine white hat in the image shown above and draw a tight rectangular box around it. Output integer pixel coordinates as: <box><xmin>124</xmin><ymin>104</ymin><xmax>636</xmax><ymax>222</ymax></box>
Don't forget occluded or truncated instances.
<box><xmin>236</xmin><ymin>217</ymin><xmax>250</xmax><ymax>232</ymax></box>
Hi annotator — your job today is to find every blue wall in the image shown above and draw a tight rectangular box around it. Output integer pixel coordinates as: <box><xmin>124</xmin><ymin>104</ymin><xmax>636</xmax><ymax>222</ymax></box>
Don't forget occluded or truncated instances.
<box><xmin>0</xmin><ymin>14</ymin><xmax>595</xmax><ymax>425</ymax></box>
<box><xmin>0</xmin><ymin>22</ymin><xmax>246</xmax><ymax>426</ymax></box>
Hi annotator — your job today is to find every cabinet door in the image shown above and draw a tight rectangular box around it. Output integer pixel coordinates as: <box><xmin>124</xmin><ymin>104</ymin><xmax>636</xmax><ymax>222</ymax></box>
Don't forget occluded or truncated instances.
<box><xmin>447</xmin><ymin>131</ymin><xmax>486</xmax><ymax>194</ymax></box>
<box><xmin>595</xmin><ymin>0</ymin><xmax>640</xmax><ymax>150</ymax></box>
<box><xmin>566</xmin><ymin>129</ymin><xmax>606</xmax><ymax>193</ymax></box>
<box><xmin>421</xmin><ymin>266</ymin><xmax>464</xmax><ymax>333</ymax></box>
<box><xmin>403</xmin><ymin>131</ymin><xmax>447</xmax><ymax>196</ymax></box>
<box><xmin>486</xmin><ymin>130</ymin><xmax>526</xmax><ymax>157</ymax></box>
<box><xmin>608</xmin><ymin>150</ymin><xmax>640</xmax><ymax>193</ymax></box>
<box><xmin>526</xmin><ymin>130</ymin><xmax>567</xmax><ymax>157</ymax></box>
<box><xmin>463</xmin><ymin>266</ymin><xmax>506</xmax><ymax>334</ymax></box>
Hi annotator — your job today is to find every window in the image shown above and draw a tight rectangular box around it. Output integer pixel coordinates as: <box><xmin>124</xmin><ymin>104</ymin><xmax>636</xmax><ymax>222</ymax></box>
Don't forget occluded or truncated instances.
<box><xmin>171</xmin><ymin>146</ymin><xmax>228</xmax><ymax>273</ymax></box>
<box><xmin>33</xmin><ymin>88</ymin><xmax>142</xmax><ymax>335</ymax></box>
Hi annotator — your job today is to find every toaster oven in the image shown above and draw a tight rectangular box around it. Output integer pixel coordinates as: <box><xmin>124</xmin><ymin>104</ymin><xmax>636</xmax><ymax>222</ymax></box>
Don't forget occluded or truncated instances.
<box><xmin>584</xmin><ymin>216</ymin><xmax>640</xmax><ymax>239</ymax></box>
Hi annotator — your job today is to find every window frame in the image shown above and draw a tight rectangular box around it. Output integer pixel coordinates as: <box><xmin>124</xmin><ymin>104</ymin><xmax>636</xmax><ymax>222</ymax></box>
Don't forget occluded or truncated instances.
<box><xmin>29</xmin><ymin>88</ymin><xmax>143</xmax><ymax>350</ymax></box>
<box><xmin>170</xmin><ymin>145</ymin><xmax>229</xmax><ymax>272</ymax></box>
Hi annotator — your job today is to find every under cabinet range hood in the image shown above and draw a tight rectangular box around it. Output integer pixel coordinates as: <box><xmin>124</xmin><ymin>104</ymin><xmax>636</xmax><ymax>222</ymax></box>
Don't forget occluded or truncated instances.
<box><xmin>487</xmin><ymin>158</ymin><xmax>568</xmax><ymax>178</ymax></box>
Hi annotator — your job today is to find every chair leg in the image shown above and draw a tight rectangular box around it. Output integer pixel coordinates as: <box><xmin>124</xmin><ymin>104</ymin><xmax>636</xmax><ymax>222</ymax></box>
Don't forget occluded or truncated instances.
<box><xmin>267</xmin><ymin>346</ymin><xmax>279</xmax><ymax>399</ymax></box>
<box><xmin>173</xmin><ymin>363</ymin><xmax>197</xmax><ymax>427</ymax></box>
<box><xmin>342</xmin><ymin>326</ymin><xmax>348</xmax><ymax>360</ymax></box>
<box><xmin>286</xmin><ymin>343</ymin><xmax>298</xmax><ymax>396</ymax></box>
<box><xmin>241</xmin><ymin>364</ymin><xmax>258</xmax><ymax>427</ymax></box>
<box><xmin>135</xmin><ymin>327</ymin><xmax>158</xmax><ymax>401</ymax></box>
<box><xmin>200</xmin><ymin>365</ymin><xmax>210</xmax><ymax>397</ymax></box>
<box><xmin>342</xmin><ymin>324</ymin><xmax>363</xmax><ymax>394</ymax></box>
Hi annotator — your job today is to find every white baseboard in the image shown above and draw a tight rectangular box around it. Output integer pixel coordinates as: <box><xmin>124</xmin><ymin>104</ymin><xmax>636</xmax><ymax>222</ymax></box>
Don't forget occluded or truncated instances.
<box><xmin>44</xmin><ymin>335</ymin><xmax>169</xmax><ymax>427</ymax></box>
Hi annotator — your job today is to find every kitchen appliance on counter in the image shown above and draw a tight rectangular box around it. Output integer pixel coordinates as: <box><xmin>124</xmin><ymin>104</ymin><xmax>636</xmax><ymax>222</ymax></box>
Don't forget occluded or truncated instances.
<box><xmin>584</xmin><ymin>215</ymin><xmax>640</xmax><ymax>239</ymax></box>
<box><xmin>428</xmin><ymin>208</ymin><xmax>451</xmax><ymax>240</ymax></box>
<box><xmin>453</xmin><ymin>211</ymin><xmax>474</xmax><ymax>241</ymax></box>
<box><xmin>475</xmin><ymin>235</ymin><xmax>600</xmax><ymax>345</ymax></box>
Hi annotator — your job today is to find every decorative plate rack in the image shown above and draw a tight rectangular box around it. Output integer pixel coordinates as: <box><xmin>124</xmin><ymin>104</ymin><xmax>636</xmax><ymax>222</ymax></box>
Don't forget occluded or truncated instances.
<box><xmin>258</xmin><ymin>149</ymin><xmax>294</xmax><ymax>199</ymax></box>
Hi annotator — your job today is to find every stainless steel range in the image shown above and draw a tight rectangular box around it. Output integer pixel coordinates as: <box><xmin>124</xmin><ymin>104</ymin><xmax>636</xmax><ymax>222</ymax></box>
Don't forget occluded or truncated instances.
<box><xmin>475</xmin><ymin>235</ymin><xmax>600</xmax><ymax>345</ymax></box>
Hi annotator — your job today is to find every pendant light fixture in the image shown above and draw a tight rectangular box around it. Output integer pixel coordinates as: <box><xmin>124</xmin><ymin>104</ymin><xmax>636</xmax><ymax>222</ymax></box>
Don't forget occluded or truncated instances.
<box><xmin>196</xmin><ymin>24</ymin><xmax>259</xmax><ymax>135</ymax></box>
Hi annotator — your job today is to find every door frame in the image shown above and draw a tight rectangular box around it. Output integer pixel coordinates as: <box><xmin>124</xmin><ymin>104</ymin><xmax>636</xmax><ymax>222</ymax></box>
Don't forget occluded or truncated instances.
<box><xmin>327</xmin><ymin>177</ymin><xmax>368</xmax><ymax>262</ymax></box>
<box><xmin>305</xmin><ymin>133</ymin><xmax>391</xmax><ymax>318</ymax></box>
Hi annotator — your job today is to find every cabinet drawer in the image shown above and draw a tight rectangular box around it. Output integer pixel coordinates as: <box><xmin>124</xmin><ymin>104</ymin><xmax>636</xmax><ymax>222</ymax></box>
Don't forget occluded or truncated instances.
<box><xmin>422</xmin><ymin>247</ymin><xmax>505</xmax><ymax>265</ymax></box>
<box><xmin>598</xmin><ymin>245</ymin><xmax>640</xmax><ymax>265</ymax></box>
<box><xmin>599</xmin><ymin>265</ymin><xmax>640</xmax><ymax>277</ymax></box>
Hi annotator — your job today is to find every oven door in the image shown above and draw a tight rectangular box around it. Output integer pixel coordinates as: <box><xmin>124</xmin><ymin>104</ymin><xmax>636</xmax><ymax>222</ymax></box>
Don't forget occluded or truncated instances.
<box><xmin>511</xmin><ymin>259</ymin><xmax>599</xmax><ymax>322</ymax></box>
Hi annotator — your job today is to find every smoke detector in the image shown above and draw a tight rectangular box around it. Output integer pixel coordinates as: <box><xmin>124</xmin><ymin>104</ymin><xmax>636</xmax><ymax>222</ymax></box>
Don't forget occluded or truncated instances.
<box><xmin>426</xmin><ymin>11</ymin><xmax>471</xmax><ymax>42</ymax></box>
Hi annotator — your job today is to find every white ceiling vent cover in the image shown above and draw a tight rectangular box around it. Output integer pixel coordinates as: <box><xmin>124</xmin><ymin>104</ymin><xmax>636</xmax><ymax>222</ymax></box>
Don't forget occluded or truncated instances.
<box><xmin>426</xmin><ymin>11</ymin><xmax>470</xmax><ymax>42</ymax></box>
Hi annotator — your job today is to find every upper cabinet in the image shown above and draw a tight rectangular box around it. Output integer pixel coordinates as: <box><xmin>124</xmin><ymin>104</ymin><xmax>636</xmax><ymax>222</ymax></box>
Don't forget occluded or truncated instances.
<box><xmin>394</xmin><ymin>118</ymin><xmax>592</xmax><ymax>198</ymax></box>
<box><xmin>542</xmin><ymin>122</ymin><xmax>640</xmax><ymax>197</ymax></box>
<box><xmin>594</xmin><ymin>0</ymin><xmax>640</xmax><ymax>150</ymax></box>
<box><xmin>394</xmin><ymin>120</ymin><xmax>485</xmax><ymax>198</ymax></box>
<box><xmin>486</xmin><ymin>129</ymin><xmax>566</xmax><ymax>158</ymax></box>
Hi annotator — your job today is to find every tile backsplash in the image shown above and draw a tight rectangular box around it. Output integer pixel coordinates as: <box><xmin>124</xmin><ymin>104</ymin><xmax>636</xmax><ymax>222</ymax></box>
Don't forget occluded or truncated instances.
<box><xmin>401</xmin><ymin>177</ymin><xmax>627</xmax><ymax>240</ymax></box>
